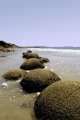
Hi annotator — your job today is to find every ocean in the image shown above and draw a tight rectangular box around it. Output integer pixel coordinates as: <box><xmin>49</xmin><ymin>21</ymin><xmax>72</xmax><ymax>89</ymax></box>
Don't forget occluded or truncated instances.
<box><xmin>0</xmin><ymin>48</ymin><xmax>80</xmax><ymax>120</ymax></box>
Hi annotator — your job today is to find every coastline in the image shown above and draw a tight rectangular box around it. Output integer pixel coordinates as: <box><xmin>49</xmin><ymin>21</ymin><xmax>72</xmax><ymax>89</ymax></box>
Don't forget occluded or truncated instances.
<box><xmin>0</xmin><ymin>41</ymin><xmax>21</xmax><ymax>52</ymax></box>
<box><xmin>0</xmin><ymin>47</ymin><xmax>80</xmax><ymax>120</ymax></box>
<box><xmin>1</xmin><ymin>40</ymin><xmax>80</xmax><ymax>53</ymax></box>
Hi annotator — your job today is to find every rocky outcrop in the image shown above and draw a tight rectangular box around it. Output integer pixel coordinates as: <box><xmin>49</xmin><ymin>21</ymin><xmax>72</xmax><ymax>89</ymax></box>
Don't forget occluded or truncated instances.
<box><xmin>20</xmin><ymin>69</ymin><xmax>61</xmax><ymax>92</ymax></box>
<box><xmin>34</xmin><ymin>80</ymin><xmax>80</xmax><ymax>120</ymax></box>
<box><xmin>0</xmin><ymin>40</ymin><xmax>20</xmax><ymax>52</ymax></box>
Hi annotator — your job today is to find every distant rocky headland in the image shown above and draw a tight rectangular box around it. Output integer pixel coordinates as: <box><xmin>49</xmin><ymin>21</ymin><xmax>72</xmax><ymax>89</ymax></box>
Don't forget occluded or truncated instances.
<box><xmin>0</xmin><ymin>41</ymin><xmax>20</xmax><ymax>52</ymax></box>
<box><xmin>1</xmin><ymin>40</ymin><xmax>80</xmax><ymax>52</ymax></box>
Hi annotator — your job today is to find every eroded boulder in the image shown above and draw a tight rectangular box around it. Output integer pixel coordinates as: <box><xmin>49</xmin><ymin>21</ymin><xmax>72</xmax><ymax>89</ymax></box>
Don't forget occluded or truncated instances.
<box><xmin>39</xmin><ymin>57</ymin><xmax>50</xmax><ymax>63</ymax></box>
<box><xmin>3</xmin><ymin>69</ymin><xmax>27</xmax><ymax>80</ymax></box>
<box><xmin>20</xmin><ymin>58</ymin><xmax>45</xmax><ymax>70</ymax></box>
<box><xmin>20</xmin><ymin>69</ymin><xmax>61</xmax><ymax>92</ymax></box>
<box><xmin>26</xmin><ymin>53</ymin><xmax>40</xmax><ymax>59</ymax></box>
<box><xmin>34</xmin><ymin>80</ymin><xmax>80</xmax><ymax>120</ymax></box>
<box><xmin>22</xmin><ymin>51</ymin><xmax>32</xmax><ymax>58</ymax></box>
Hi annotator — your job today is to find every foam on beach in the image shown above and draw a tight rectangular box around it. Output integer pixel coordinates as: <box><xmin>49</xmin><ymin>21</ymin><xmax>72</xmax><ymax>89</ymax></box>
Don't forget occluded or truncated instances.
<box><xmin>28</xmin><ymin>48</ymin><xmax>80</xmax><ymax>55</ymax></box>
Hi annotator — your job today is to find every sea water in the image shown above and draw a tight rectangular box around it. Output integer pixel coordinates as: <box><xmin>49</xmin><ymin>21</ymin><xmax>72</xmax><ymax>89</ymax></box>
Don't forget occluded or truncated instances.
<box><xmin>0</xmin><ymin>48</ymin><xmax>80</xmax><ymax>120</ymax></box>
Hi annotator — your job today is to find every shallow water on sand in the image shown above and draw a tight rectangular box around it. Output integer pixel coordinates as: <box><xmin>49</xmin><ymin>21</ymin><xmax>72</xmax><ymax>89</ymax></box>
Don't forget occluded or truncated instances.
<box><xmin>0</xmin><ymin>48</ymin><xmax>80</xmax><ymax>120</ymax></box>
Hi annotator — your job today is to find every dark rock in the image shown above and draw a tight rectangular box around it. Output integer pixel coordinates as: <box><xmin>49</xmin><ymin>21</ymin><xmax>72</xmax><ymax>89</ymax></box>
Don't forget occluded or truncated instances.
<box><xmin>27</xmin><ymin>50</ymin><xmax>32</xmax><ymax>53</ymax></box>
<box><xmin>39</xmin><ymin>57</ymin><xmax>50</xmax><ymax>63</ymax></box>
<box><xmin>34</xmin><ymin>80</ymin><xmax>80</xmax><ymax>120</ymax></box>
<box><xmin>22</xmin><ymin>52</ymin><xmax>31</xmax><ymax>58</ymax></box>
<box><xmin>22</xmin><ymin>50</ymin><xmax>32</xmax><ymax>58</ymax></box>
<box><xmin>3</xmin><ymin>69</ymin><xmax>27</xmax><ymax>80</ymax></box>
<box><xmin>0</xmin><ymin>55</ymin><xmax>6</xmax><ymax>57</ymax></box>
<box><xmin>20</xmin><ymin>69</ymin><xmax>61</xmax><ymax>92</ymax></box>
<box><xmin>26</xmin><ymin>53</ymin><xmax>39</xmax><ymax>59</ymax></box>
<box><xmin>20</xmin><ymin>58</ymin><xmax>45</xmax><ymax>70</ymax></box>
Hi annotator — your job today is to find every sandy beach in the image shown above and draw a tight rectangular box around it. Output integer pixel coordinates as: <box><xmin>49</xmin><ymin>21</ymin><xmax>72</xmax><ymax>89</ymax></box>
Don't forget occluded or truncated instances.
<box><xmin>0</xmin><ymin>48</ymin><xmax>80</xmax><ymax>120</ymax></box>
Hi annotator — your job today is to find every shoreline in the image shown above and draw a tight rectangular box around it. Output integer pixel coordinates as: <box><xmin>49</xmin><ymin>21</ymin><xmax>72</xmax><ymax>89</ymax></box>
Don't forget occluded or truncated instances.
<box><xmin>0</xmin><ymin>47</ymin><xmax>80</xmax><ymax>120</ymax></box>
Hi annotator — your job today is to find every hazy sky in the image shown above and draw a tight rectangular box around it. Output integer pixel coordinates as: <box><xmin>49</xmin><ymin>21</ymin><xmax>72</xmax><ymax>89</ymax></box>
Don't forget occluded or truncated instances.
<box><xmin>0</xmin><ymin>0</ymin><xmax>80</xmax><ymax>47</ymax></box>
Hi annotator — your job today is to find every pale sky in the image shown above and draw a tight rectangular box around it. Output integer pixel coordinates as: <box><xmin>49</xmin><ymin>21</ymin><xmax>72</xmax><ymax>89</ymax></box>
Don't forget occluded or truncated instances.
<box><xmin>0</xmin><ymin>0</ymin><xmax>80</xmax><ymax>47</ymax></box>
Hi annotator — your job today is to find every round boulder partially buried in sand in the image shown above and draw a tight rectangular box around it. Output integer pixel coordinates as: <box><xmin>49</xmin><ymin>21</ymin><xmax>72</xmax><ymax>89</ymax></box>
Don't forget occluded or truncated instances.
<box><xmin>20</xmin><ymin>69</ymin><xmax>61</xmax><ymax>92</ymax></box>
<box><xmin>22</xmin><ymin>51</ymin><xmax>32</xmax><ymax>58</ymax></box>
<box><xmin>34</xmin><ymin>80</ymin><xmax>80</xmax><ymax>120</ymax></box>
<box><xmin>20</xmin><ymin>58</ymin><xmax>45</xmax><ymax>70</ymax></box>
<box><xmin>26</xmin><ymin>53</ymin><xmax>40</xmax><ymax>59</ymax></box>
<box><xmin>3</xmin><ymin>69</ymin><xmax>27</xmax><ymax>80</ymax></box>
<box><xmin>39</xmin><ymin>57</ymin><xmax>50</xmax><ymax>63</ymax></box>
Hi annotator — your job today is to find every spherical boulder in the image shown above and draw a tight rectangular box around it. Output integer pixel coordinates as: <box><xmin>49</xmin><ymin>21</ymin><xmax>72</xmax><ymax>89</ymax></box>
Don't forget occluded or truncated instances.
<box><xmin>3</xmin><ymin>69</ymin><xmax>27</xmax><ymax>80</ymax></box>
<box><xmin>22</xmin><ymin>51</ymin><xmax>32</xmax><ymax>58</ymax></box>
<box><xmin>20</xmin><ymin>58</ymin><xmax>45</xmax><ymax>70</ymax></box>
<box><xmin>20</xmin><ymin>69</ymin><xmax>61</xmax><ymax>92</ymax></box>
<box><xmin>34</xmin><ymin>80</ymin><xmax>80</xmax><ymax>120</ymax></box>
<box><xmin>39</xmin><ymin>57</ymin><xmax>50</xmax><ymax>63</ymax></box>
<box><xmin>27</xmin><ymin>50</ymin><xmax>32</xmax><ymax>53</ymax></box>
<box><xmin>26</xmin><ymin>53</ymin><xmax>39</xmax><ymax>59</ymax></box>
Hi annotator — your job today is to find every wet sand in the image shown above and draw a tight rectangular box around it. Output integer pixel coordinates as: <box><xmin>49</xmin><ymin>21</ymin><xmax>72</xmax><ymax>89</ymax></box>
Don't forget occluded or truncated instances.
<box><xmin>0</xmin><ymin>48</ymin><xmax>80</xmax><ymax>120</ymax></box>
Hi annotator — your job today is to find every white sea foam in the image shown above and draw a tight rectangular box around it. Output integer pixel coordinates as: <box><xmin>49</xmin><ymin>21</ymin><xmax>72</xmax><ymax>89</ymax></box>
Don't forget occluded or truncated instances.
<box><xmin>16</xmin><ymin>80</ymin><xmax>21</xmax><ymax>83</ymax></box>
<box><xmin>26</xmin><ymin>70</ymin><xmax>30</xmax><ymax>73</ymax></box>
<box><xmin>2</xmin><ymin>82</ymin><xmax>8</xmax><ymax>87</ymax></box>
<box><xmin>37</xmin><ymin>92</ymin><xmax>40</xmax><ymax>96</ymax></box>
<box><xmin>28</xmin><ymin>48</ymin><xmax>80</xmax><ymax>55</ymax></box>
<box><xmin>50</xmin><ymin>68</ymin><xmax>54</xmax><ymax>71</ymax></box>
<box><xmin>45</xmin><ymin>66</ymin><xmax>47</xmax><ymax>69</ymax></box>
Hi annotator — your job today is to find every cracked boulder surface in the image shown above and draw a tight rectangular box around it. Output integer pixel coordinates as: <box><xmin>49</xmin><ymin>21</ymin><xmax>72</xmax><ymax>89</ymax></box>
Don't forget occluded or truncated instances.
<box><xmin>34</xmin><ymin>80</ymin><xmax>80</xmax><ymax>120</ymax></box>
<box><xmin>20</xmin><ymin>69</ymin><xmax>61</xmax><ymax>92</ymax></box>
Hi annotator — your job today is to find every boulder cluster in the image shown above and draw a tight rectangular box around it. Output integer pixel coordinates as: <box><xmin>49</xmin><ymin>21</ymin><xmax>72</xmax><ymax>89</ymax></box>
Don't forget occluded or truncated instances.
<box><xmin>2</xmin><ymin>49</ymin><xmax>80</xmax><ymax>120</ymax></box>
<box><xmin>20</xmin><ymin>50</ymin><xmax>61</xmax><ymax>92</ymax></box>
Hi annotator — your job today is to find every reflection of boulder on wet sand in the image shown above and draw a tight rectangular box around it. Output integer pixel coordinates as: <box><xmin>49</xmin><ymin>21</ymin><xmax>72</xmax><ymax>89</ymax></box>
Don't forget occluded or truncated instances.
<box><xmin>3</xmin><ymin>69</ymin><xmax>27</xmax><ymax>80</ymax></box>
<box><xmin>34</xmin><ymin>80</ymin><xmax>80</xmax><ymax>120</ymax></box>
<box><xmin>0</xmin><ymin>40</ymin><xmax>20</xmax><ymax>52</ymax></box>
<box><xmin>20</xmin><ymin>69</ymin><xmax>61</xmax><ymax>92</ymax></box>
<box><xmin>20</xmin><ymin>58</ymin><xmax>45</xmax><ymax>70</ymax></box>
